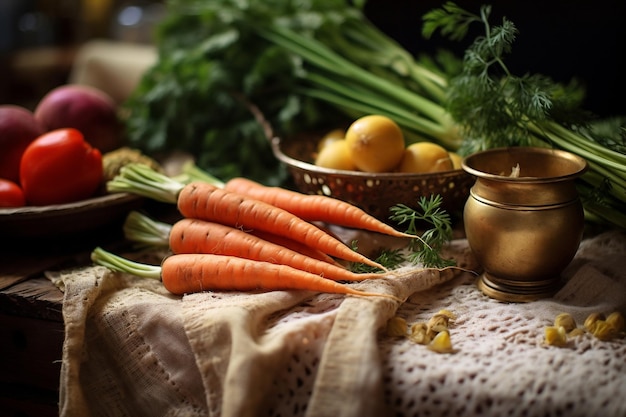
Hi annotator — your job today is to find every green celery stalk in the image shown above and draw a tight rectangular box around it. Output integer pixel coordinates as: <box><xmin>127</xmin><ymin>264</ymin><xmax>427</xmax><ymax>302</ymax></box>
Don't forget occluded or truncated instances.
<box><xmin>258</xmin><ymin>24</ymin><xmax>462</xmax><ymax>150</ymax></box>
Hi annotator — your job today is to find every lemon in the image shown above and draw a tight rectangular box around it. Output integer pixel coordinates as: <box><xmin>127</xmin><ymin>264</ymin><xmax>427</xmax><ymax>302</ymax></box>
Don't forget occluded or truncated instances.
<box><xmin>317</xmin><ymin>128</ymin><xmax>345</xmax><ymax>152</ymax></box>
<box><xmin>448</xmin><ymin>152</ymin><xmax>463</xmax><ymax>170</ymax></box>
<box><xmin>314</xmin><ymin>139</ymin><xmax>356</xmax><ymax>171</ymax></box>
<box><xmin>398</xmin><ymin>142</ymin><xmax>453</xmax><ymax>173</ymax></box>
<box><xmin>345</xmin><ymin>115</ymin><xmax>405</xmax><ymax>173</ymax></box>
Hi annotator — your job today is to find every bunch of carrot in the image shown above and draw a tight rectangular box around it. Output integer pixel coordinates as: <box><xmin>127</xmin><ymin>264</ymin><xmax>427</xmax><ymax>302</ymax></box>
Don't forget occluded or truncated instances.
<box><xmin>92</xmin><ymin>163</ymin><xmax>415</xmax><ymax>300</ymax></box>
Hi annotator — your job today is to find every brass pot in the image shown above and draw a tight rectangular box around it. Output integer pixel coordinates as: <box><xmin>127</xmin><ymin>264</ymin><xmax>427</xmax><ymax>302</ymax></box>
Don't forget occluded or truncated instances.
<box><xmin>462</xmin><ymin>147</ymin><xmax>588</xmax><ymax>302</ymax></box>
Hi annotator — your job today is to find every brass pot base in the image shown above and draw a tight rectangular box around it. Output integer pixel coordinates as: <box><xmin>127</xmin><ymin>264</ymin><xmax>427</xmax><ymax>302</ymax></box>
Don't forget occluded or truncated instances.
<box><xmin>477</xmin><ymin>273</ymin><xmax>561</xmax><ymax>303</ymax></box>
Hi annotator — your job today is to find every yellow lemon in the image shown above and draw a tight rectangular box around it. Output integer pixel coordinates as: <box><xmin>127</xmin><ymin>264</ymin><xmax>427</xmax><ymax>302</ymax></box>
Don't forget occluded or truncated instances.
<box><xmin>314</xmin><ymin>139</ymin><xmax>356</xmax><ymax>171</ymax></box>
<box><xmin>345</xmin><ymin>115</ymin><xmax>405</xmax><ymax>173</ymax></box>
<box><xmin>448</xmin><ymin>152</ymin><xmax>463</xmax><ymax>170</ymax></box>
<box><xmin>398</xmin><ymin>142</ymin><xmax>453</xmax><ymax>173</ymax></box>
<box><xmin>317</xmin><ymin>128</ymin><xmax>345</xmax><ymax>152</ymax></box>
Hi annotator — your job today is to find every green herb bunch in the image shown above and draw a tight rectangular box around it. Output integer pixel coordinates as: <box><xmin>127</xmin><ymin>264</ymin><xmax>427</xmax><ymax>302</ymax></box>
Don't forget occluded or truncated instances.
<box><xmin>423</xmin><ymin>2</ymin><xmax>588</xmax><ymax>153</ymax></box>
<box><xmin>352</xmin><ymin>194</ymin><xmax>456</xmax><ymax>272</ymax></box>
<box><xmin>390</xmin><ymin>194</ymin><xmax>455</xmax><ymax>268</ymax></box>
<box><xmin>423</xmin><ymin>2</ymin><xmax>626</xmax><ymax>228</ymax></box>
<box><xmin>123</xmin><ymin>0</ymin><xmax>340</xmax><ymax>186</ymax></box>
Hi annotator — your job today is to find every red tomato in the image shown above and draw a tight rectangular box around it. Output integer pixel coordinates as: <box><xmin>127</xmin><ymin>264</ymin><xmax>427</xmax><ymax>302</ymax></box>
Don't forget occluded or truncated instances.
<box><xmin>20</xmin><ymin>128</ymin><xmax>103</xmax><ymax>205</ymax></box>
<box><xmin>0</xmin><ymin>178</ymin><xmax>26</xmax><ymax>207</ymax></box>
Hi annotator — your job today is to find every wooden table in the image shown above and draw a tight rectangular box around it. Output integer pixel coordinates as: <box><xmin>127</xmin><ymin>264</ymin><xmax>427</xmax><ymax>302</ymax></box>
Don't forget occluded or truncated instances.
<box><xmin>0</xmin><ymin>228</ymin><xmax>133</xmax><ymax>417</ymax></box>
<box><xmin>1</xmin><ymin>270</ymin><xmax>65</xmax><ymax>417</ymax></box>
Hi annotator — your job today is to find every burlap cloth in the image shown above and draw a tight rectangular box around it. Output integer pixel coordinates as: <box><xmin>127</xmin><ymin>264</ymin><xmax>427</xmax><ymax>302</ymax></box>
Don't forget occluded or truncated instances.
<box><xmin>46</xmin><ymin>229</ymin><xmax>626</xmax><ymax>417</ymax></box>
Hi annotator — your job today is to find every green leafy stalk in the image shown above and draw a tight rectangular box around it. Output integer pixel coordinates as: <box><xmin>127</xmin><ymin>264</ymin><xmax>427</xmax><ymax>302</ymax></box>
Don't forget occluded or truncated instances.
<box><xmin>258</xmin><ymin>25</ymin><xmax>445</xmax><ymax>122</ymax></box>
<box><xmin>389</xmin><ymin>195</ymin><xmax>455</xmax><ymax>268</ymax></box>
<box><xmin>106</xmin><ymin>163</ymin><xmax>184</xmax><ymax>203</ymax></box>
<box><xmin>258</xmin><ymin>24</ymin><xmax>462</xmax><ymax>149</ymax></box>
<box><xmin>577</xmin><ymin>172</ymin><xmax>626</xmax><ymax>228</ymax></box>
<box><xmin>91</xmin><ymin>247</ymin><xmax>161</xmax><ymax>279</ymax></box>
<box><xmin>532</xmin><ymin>121</ymin><xmax>626</xmax><ymax>174</ymax></box>
<box><xmin>322</xmin><ymin>14</ymin><xmax>449</xmax><ymax>102</ymax></box>
<box><xmin>300</xmin><ymin>74</ymin><xmax>454</xmax><ymax>142</ymax></box>
<box><xmin>123</xmin><ymin>211</ymin><xmax>172</xmax><ymax>248</ymax></box>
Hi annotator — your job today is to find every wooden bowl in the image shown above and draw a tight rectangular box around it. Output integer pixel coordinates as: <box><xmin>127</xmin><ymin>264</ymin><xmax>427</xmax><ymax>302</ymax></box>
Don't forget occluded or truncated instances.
<box><xmin>0</xmin><ymin>193</ymin><xmax>143</xmax><ymax>242</ymax></box>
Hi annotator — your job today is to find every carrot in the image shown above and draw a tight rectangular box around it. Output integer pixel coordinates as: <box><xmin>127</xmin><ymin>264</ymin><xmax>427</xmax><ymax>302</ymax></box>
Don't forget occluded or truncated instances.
<box><xmin>90</xmin><ymin>247</ymin><xmax>402</xmax><ymax>301</ymax></box>
<box><xmin>161</xmin><ymin>254</ymin><xmax>395</xmax><ymax>297</ymax></box>
<box><xmin>169</xmin><ymin>218</ymin><xmax>383</xmax><ymax>281</ymax></box>
<box><xmin>108</xmin><ymin>164</ymin><xmax>387</xmax><ymax>271</ymax></box>
<box><xmin>229</xmin><ymin>181</ymin><xmax>414</xmax><ymax>238</ymax></box>
<box><xmin>182</xmin><ymin>161</ymin><xmax>415</xmax><ymax>238</ymax></box>
<box><xmin>247</xmin><ymin>229</ymin><xmax>341</xmax><ymax>266</ymax></box>
<box><xmin>123</xmin><ymin>210</ymin><xmax>340</xmax><ymax>266</ymax></box>
<box><xmin>177</xmin><ymin>181</ymin><xmax>388</xmax><ymax>271</ymax></box>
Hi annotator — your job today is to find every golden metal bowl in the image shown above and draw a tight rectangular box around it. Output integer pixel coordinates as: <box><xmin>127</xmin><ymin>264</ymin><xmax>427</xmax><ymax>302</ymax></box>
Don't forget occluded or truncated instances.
<box><xmin>462</xmin><ymin>147</ymin><xmax>588</xmax><ymax>302</ymax></box>
<box><xmin>270</xmin><ymin>132</ymin><xmax>474</xmax><ymax>223</ymax></box>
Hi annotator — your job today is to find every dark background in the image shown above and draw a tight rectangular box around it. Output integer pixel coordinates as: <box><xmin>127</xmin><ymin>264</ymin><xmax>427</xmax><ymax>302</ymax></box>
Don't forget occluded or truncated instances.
<box><xmin>2</xmin><ymin>1</ymin><xmax>625</xmax><ymax>118</ymax></box>
<box><xmin>364</xmin><ymin>0</ymin><xmax>626</xmax><ymax>118</ymax></box>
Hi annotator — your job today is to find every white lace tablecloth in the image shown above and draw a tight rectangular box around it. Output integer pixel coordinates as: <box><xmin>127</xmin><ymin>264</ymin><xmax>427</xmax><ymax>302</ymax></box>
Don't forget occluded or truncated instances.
<box><xmin>47</xmin><ymin>229</ymin><xmax>626</xmax><ymax>417</ymax></box>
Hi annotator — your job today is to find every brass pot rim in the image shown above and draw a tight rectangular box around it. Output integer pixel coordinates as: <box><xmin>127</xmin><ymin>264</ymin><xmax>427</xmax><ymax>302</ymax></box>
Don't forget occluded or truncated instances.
<box><xmin>462</xmin><ymin>146</ymin><xmax>588</xmax><ymax>183</ymax></box>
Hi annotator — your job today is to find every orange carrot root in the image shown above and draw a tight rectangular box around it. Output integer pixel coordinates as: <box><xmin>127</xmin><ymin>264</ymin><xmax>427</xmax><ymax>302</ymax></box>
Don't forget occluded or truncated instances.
<box><xmin>225</xmin><ymin>177</ymin><xmax>414</xmax><ymax>238</ymax></box>
<box><xmin>177</xmin><ymin>182</ymin><xmax>387</xmax><ymax>271</ymax></box>
<box><xmin>161</xmin><ymin>253</ymin><xmax>401</xmax><ymax>301</ymax></box>
<box><xmin>169</xmin><ymin>218</ymin><xmax>385</xmax><ymax>282</ymax></box>
<box><xmin>248</xmin><ymin>229</ymin><xmax>342</xmax><ymax>267</ymax></box>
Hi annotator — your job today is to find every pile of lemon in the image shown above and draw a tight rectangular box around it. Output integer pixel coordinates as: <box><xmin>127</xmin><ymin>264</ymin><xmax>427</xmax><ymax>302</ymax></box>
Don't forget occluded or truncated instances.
<box><xmin>315</xmin><ymin>115</ymin><xmax>462</xmax><ymax>173</ymax></box>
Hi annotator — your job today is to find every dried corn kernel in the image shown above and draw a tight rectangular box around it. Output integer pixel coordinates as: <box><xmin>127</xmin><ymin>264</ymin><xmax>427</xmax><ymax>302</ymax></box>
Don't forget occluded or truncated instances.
<box><xmin>554</xmin><ymin>313</ymin><xmax>577</xmax><ymax>333</ymax></box>
<box><xmin>584</xmin><ymin>312</ymin><xmax>605</xmax><ymax>333</ymax></box>
<box><xmin>409</xmin><ymin>322</ymin><xmax>431</xmax><ymax>345</ymax></box>
<box><xmin>427</xmin><ymin>310</ymin><xmax>455</xmax><ymax>334</ymax></box>
<box><xmin>410</xmin><ymin>321</ymin><xmax>428</xmax><ymax>334</ymax></box>
<box><xmin>606</xmin><ymin>311</ymin><xmax>625</xmax><ymax>333</ymax></box>
<box><xmin>568</xmin><ymin>328</ymin><xmax>586</xmax><ymax>338</ymax></box>
<box><xmin>410</xmin><ymin>331</ymin><xmax>431</xmax><ymax>345</ymax></box>
<box><xmin>427</xmin><ymin>330</ymin><xmax>454</xmax><ymax>353</ymax></box>
<box><xmin>435</xmin><ymin>309</ymin><xmax>457</xmax><ymax>321</ymax></box>
<box><xmin>544</xmin><ymin>326</ymin><xmax>568</xmax><ymax>347</ymax></box>
<box><xmin>386</xmin><ymin>316</ymin><xmax>408</xmax><ymax>337</ymax></box>
<box><xmin>427</xmin><ymin>315</ymin><xmax>449</xmax><ymax>334</ymax></box>
<box><xmin>591</xmin><ymin>320</ymin><xmax>616</xmax><ymax>341</ymax></box>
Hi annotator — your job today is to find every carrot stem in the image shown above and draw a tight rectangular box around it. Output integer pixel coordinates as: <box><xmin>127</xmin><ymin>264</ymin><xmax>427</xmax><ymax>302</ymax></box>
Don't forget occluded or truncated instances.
<box><xmin>123</xmin><ymin>210</ymin><xmax>172</xmax><ymax>248</ymax></box>
<box><xmin>91</xmin><ymin>246</ymin><xmax>161</xmax><ymax>279</ymax></box>
<box><xmin>107</xmin><ymin>163</ymin><xmax>184</xmax><ymax>203</ymax></box>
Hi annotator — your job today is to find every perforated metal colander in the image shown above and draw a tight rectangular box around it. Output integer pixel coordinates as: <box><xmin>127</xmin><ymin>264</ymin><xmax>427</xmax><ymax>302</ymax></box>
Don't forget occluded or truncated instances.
<box><xmin>270</xmin><ymin>133</ymin><xmax>474</xmax><ymax>222</ymax></box>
